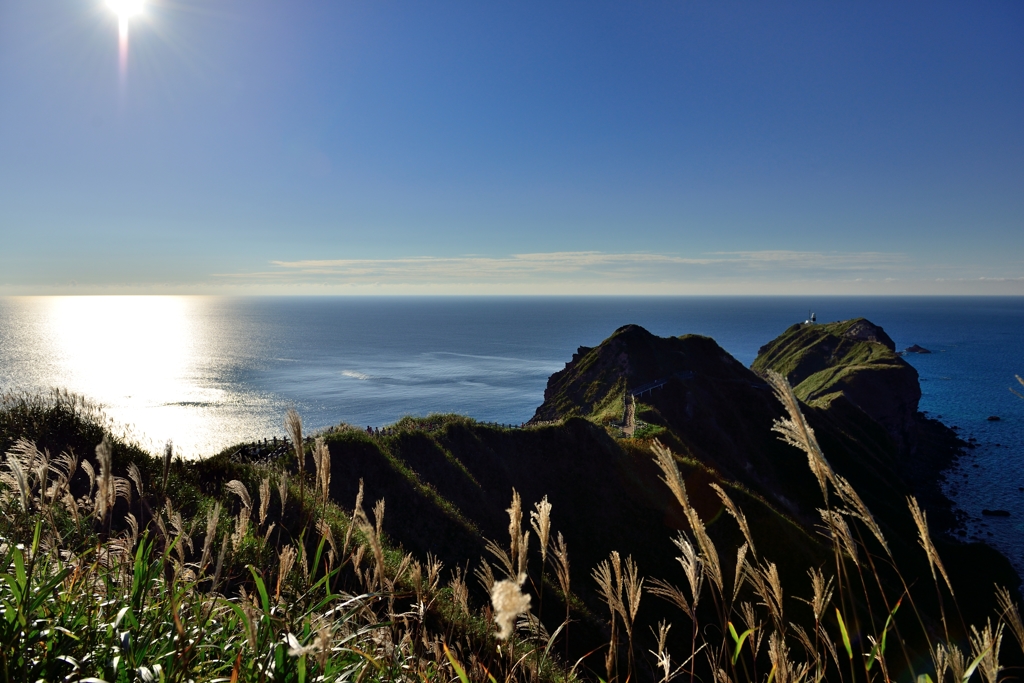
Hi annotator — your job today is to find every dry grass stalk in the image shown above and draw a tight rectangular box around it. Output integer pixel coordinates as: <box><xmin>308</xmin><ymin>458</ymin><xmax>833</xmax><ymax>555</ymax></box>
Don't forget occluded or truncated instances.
<box><xmin>647</xmin><ymin>578</ymin><xmax>695</xmax><ymax>620</ymax></box>
<box><xmin>316</xmin><ymin>518</ymin><xmax>337</xmax><ymax>568</ymax></box>
<box><xmin>231</xmin><ymin>510</ymin><xmax>249</xmax><ymax>552</ymax></box>
<box><xmin>685</xmin><ymin>507</ymin><xmax>723</xmax><ymax>594</ymax></box>
<box><xmin>212</xmin><ymin>530</ymin><xmax>229</xmax><ymax>591</ymax></box>
<box><xmin>551</xmin><ymin>532</ymin><xmax>571</xmax><ymax>597</ymax></box>
<box><xmin>490</xmin><ymin>573</ymin><xmax>531</xmax><ymax>640</ymax></box>
<box><xmin>4</xmin><ymin>453</ymin><xmax>30</xmax><ymax>512</ymax></box>
<box><xmin>768</xmin><ymin>630</ymin><xmax>809</xmax><ymax>683</ymax></box>
<box><xmin>764</xmin><ymin>370</ymin><xmax>835</xmax><ymax>502</ymax></box>
<box><xmin>286</xmin><ymin>408</ymin><xmax>304</xmax><ymax>477</ymax></box>
<box><xmin>507</xmin><ymin>488</ymin><xmax>524</xmax><ymax>574</ymax></box>
<box><xmin>373</xmin><ymin>498</ymin><xmax>385</xmax><ymax>538</ymax></box>
<box><xmin>907</xmin><ymin>496</ymin><xmax>953</xmax><ymax>595</ymax></box>
<box><xmin>343</xmin><ymin>480</ymin><xmax>364</xmax><ymax>555</ymax></box>
<box><xmin>833</xmin><ymin>475</ymin><xmax>889</xmax><ymax>556</ymax></box>
<box><xmin>277</xmin><ymin>472</ymin><xmax>289</xmax><ymax>511</ymax></box>
<box><xmin>749</xmin><ymin>562</ymin><xmax>785</xmax><ymax>633</ymax></box>
<box><xmin>740</xmin><ymin>601</ymin><xmax>765</xmax><ymax>658</ymax></box>
<box><xmin>199</xmin><ymin>502</ymin><xmax>221</xmax><ymax>574</ymax></box>
<box><xmin>622</xmin><ymin>554</ymin><xmax>643</xmax><ymax>639</ymax></box>
<box><xmin>801</xmin><ymin>567</ymin><xmax>834</xmax><ymax>624</ymax></box>
<box><xmin>81</xmin><ymin>459</ymin><xmax>96</xmax><ymax>501</ymax></box>
<box><xmin>485</xmin><ymin>539</ymin><xmax>515</xmax><ymax>580</ymax></box>
<box><xmin>474</xmin><ymin>558</ymin><xmax>496</xmax><ymax>595</ymax></box>
<box><xmin>127</xmin><ymin>462</ymin><xmax>144</xmax><ymax>498</ymax></box>
<box><xmin>276</xmin><ymin>545</ymin><xmax>297</xmax><ymax>600</ymax></box>
<box><xmin>313</xmin><ymin>436</ymin><xmax>331</xmax><ymax>504</ymax></box>
<box><xmin>225</xmin><ymin>480</ymin><xmax>252</xmax><ymax>513</ymax></box>
<box><xmin>818</xmin><ymin>509</ymin><xmax>858</xmax><ymax>561</ymax></box>
<box><xmin>969</xmin><ymin>620</ymin><xmax>1004</xmax><ymax>683</ymax></box>
<box><xmin>652</xmin><ymin>440</ymin><xmax>691</xmax><ymax>512</ymax></box>
<box><xmin>933</xmin><ymin>642</ymin><xmax>966</xmax><ymax>683</ymax></box>
<box><xmin>670</xmin><ymin>534</ymin><xmax>704</xmax><ymax>612</ymax></box>
<box><xmin>649</xmin><ymin>442</ymin><xmax>722</xmax><ymax>593</ymax></box>
<box><xmin>650</xmin><ymin>620</ymin><xmax>673</xmax><ymax>683</ymax></box>
<box><xmin>94</xmin><ymin>438</ymin><xmax>115</xmax><ymax>522</ymax></box>
<box><xmin>732</xmin><ymin>543</ymin><xmax>749</xmax><ymax>605</ymax></box>
<box><xmin>530</xmin><ymin>495</ymin><xmax>552</xmax><ymax>564</ymax></box>
<box><xmin>710</xmin><ymin>483</ymin><xmax>757</xmax><ymax>559</ymax></box>
<box><xmin>449</xmin><ymin>567</ymin><xmax>470</xmax><ymax>616</ymax></box>
<box><xmin>995</xmin><ymin>586</ymin><xmax>1024</xmax><ymax>652</ymax></box>
<box><xmin>258</xmin><ymin>477</ymin><xmax>271</xmax><ymax>527</ymax></box>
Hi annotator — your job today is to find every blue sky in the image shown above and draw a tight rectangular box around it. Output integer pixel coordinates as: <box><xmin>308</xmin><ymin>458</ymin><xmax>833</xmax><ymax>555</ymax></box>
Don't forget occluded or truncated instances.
<box><xmin>1</xmin><ymin>1</ymin><xmax>1021</xmax><ymax>294</ymax></box>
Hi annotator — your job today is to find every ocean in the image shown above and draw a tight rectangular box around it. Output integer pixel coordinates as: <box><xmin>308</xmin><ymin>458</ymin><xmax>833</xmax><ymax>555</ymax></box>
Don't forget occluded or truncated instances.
<box><xmin>1</xmin><ymin>295</ymin><xmax>1022</xmax><ymax>570</ymax></box>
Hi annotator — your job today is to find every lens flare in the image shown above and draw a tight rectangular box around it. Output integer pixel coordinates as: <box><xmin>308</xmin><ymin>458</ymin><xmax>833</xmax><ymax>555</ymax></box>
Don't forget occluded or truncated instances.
<box><xmin>106</xmin><ymin>0</ymin><xmax>144</xmax><ymax>82</ymax></box>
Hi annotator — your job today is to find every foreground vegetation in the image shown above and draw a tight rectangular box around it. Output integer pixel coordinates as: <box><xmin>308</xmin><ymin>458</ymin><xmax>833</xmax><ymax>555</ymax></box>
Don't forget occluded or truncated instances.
<box><xmin>0</xmin><ymin>380</ymin><xmax>1022</xmax><ymax>682</ymax></box>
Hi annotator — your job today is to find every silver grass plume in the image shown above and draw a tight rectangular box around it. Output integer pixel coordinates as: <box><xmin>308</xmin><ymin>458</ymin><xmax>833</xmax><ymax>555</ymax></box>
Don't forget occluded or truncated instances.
<box><xmin>711</xmin><ymin>482</ymin><xmax>757</xmax><ymax>559</ymax></box>
<box><xmin>314</xmin><ymin>436</ymin><xmax>330</xmax><ymax>504</ymax></box>
<box><xmin>622</xmin><ymin>554</ymin><xmax>643</xmax><ymax>641</ymax></box>
<box><xmin>258</xmin><ymin>477</ymin><xmax>271</xmax><ymax>527</ymax></box>
<box><xmin>127</xmin><ymin>463</ymin><xmax>144</xmax><ymax>499</ymax></box>
<box><xmin>507</xmin><ymin>488</ymin><xmax>524</xmax><ymax>574</ymax></box>
<box><xmin>316</xmin><ymin>518</ymin><xmax>337</xmax><ymax>568</ymax></box>
<box><xmin>907</xmin><ymin>496</ymin><xmax>953</xmax><ymax>595</ymax></box>
<box><xmin>995</xmin><ymin>586</ymin><xmax>1024</xmax><ymax>653</ymax></box>
<box><xmin>833</xmin><ymin>474</ymin><xmax>889</xmax><ymax>556</ymax></box>
<box><xmin>651</xmin><ymin>440</ymin><xmax>690</xmax><ymax>512</ymax></box>
<box><xmin>474</xmin><ymin>559</ymin><xmax>496</xmax><ymax>595</ymax></box>
<box><xmin>800</xmin><ymin>567</ymin><xmax>834</xmax><ymax>624</ymax></box>
<box><xmin>530</xmin><ymin>495</ymin><xmax>552</xmax><ymax>564</ymax></box>
<box><xmin>818</xmin><ymin>508</ymin><xmax>858</xmax><ymax>561</ymax></box>
<box><xmin>94</xmin><ymin>438</ymin><xmax>115</xmax><ymax>522</ymax></box>
<box><xmin>81</xmin><ymin>460</ymin><xmax>96</xmax><ymax>500</ymax></box>
<box><xmin>551</xmin><ymin>532</ymin><xmax>571</xmax><ymax>598</ymax></box>
<box><xmin>226</xmin><ymin>480</ymin><xmax>252</xmax><ymax>513</ymax></box>
<box><xmin>490</xmin><ymin>573</ymin><xmax>531</xmax><ymax>640</ymax></box>
<box><xmin>933</xmin><ymin>642</ymin><xmax>966</xmax><ymax>683</ymax></box>
<box><xmin>969</xmin><ymin>620</ymin><xmax>1004</xmax><ymax>683</ymax></box>
<box><xmin>685</xmin><ymin>506</ymin><xmax>723</xmax><ymax>594</ymax></box>
<box><xmin>749</xmin><ymin>562</ymin><xmax>785</xmax><ymax>633</ymax></box>
<box><xmin>286</xmin><ymin>408</ymin><xmax>304</xmax><ymax>477</ymax></box>
<box><xmin>732</xmin><ymin>543</ymin><xmax>749</xmax><ymax>605</ymax></box>
<box><xmin>646</xmin><ymin>578</ymin><xmax>695</xmax><ymax>620</ymax></box>
<box><xmin>5</xmin><ymin>454</ymin><xmax>30</xmax><ymax>513</ymax></box>
<box><xmin>767</xmin><ymin>630</ymin><xmax>809</xmax><ymax>683</ymax></box>
<box><xmin>277</xmin><ymin>472</ymin><xmax>289</xmax><ymax>511</ymax></box>
<box><xmin>276</xmin><ymin>545</ymin><xmax>297</xmax><ymax>601</ymax></box>
<box><xmin>764</xmin><ymin>370</ymin><xmax>835</xmax><ymax>502</ymax></box>
<box><xmin>670</xmin><ymin>534</ymin><xmax>703</xmax><ymax>612</ymax></box>
<box><xmin>199</xmin><ymin>502</ymin><xmax>221</xmax><ymax>575</ymax></box>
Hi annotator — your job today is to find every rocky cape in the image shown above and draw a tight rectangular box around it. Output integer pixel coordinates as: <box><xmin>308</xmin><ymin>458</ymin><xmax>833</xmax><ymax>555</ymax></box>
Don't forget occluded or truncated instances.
<box><xmin>5</xmin><ymin>318</ymin><xmax>1018</xmax><ymax>672</ymax></box>
<box><xmin>303</xmin><ymin>318</ymin><xmax>1019</xmax><ymax>662</ymax></box>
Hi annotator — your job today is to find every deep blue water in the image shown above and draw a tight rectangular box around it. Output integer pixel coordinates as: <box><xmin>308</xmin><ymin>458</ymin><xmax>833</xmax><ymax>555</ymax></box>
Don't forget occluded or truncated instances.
<box><xmin>1</xmin><ymin>295</ymin><xmax>1022</xmax><ymax>569</ymax></box>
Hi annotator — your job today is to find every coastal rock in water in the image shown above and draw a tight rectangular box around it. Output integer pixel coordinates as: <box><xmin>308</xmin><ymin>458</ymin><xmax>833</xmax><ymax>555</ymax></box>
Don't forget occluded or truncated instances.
<box><xmin>904</xmin><ymin>344</ymin><xmax>932</xmax><ymax>354</ymax></box>
<box><xmin>987</xmin><ymin>415</ymin><xmax>1001</xmax><ymax>421</ymax></box>
<box><xmin>982</xmin><ymin>509</ymin><xmax>1011</xmax><ymax>517</ymax></box>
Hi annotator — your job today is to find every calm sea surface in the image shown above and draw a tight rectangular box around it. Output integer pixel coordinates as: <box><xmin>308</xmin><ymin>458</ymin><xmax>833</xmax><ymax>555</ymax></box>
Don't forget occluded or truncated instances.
<box><xmin>1</xmin><ymin>296</ymin><xmax>1022</xmax><ymax>568</ymax></box>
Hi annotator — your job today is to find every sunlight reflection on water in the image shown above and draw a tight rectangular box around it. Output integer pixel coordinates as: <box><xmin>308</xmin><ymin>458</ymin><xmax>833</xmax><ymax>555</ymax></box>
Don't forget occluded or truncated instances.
<box><xmin>1</xmin><ymin>296</ymin><xmax>281</xmax><ymax>457</ymax></box>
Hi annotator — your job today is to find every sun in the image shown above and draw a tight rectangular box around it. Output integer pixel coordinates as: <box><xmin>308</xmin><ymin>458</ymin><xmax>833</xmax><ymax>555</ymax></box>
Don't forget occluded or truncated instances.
<box><xmin>106</xmin><ymin>0</ymin><xmax>144</xmax><ymax>22</ymax></box>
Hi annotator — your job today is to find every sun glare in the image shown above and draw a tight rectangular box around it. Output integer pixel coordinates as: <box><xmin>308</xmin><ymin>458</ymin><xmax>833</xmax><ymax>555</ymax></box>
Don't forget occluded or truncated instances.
<box><xmin>107</xmin><ymin>0</ymin><xmax>144</xmax><ymax>21</ymax></box>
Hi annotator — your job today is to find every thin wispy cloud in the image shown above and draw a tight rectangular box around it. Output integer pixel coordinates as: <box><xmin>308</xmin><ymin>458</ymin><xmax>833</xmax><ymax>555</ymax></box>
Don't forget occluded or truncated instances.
<box><xmin>216</xmin><ymin>250</ymin><xmax>906</xmax><ymax>287</ymax></box>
